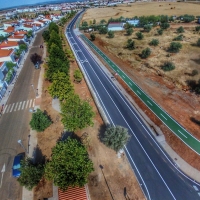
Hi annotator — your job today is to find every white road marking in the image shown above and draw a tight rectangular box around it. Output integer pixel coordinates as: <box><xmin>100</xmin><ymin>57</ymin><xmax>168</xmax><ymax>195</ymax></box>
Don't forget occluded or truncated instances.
<box><xmin>147</xmin><ymin>101</ymin><xmax>153</xmax><ymax>106</ymax></box>
<box><xmin>160</xmin><ymin>113</ymin><xmax>167</xmax><ymax>120</ymax></box>
<box><xmin>21</xmin><ymin>101</ymin><xmax>26</xmax><ymax>109</ymax></box>
<box><xmin>32</xmin><ymin>99</ymin><xmax>35</xmax><ymax>108</ymax></box>
<box><xmin>193</xmin><ymin>185</ymin><xmax>199</xmax><ymax>191</ymax></box>
<box><xmin>2</xmin><ymin>105</ymin><xmax>7</xmax><ymax>114</ymax></box>
<box><xmin>0</xmin><ymin>164</ymin><xmax>6</xmax><ymax>188</ymax></box>
<box><xmin>14</xmin><ymin>103</ymin><xmax>18</xmax><ymax>111</ymax></box>
<box><xmin>29</xmin><ymin>99</ymin><xmax>33</xmax><ymax>108</ymax></box>
<box><xmin>129</xmin><ymin>82</ymin><xmax>132</xmax><ymax>86</ymax></box>
<box><xmin>18</xmin><ymin>102</ymin><xmax>22</xmax><ymax>110</ymax></box>
<box><xmin>122</xmin><ymin>75</ymin><xmax>125</xmax><ymax>78</ymax></box>
<box><xmin>198</xmin><ymin>192</ymin><xmax>200</xmax><ymax>197</ymax></box>
<box><xmin>137</xmin><ymin>90</ymin><xmax>141</xmax><ymax>95</ymax></box>
<box><xmin>9</xmin><ymin>103</ymin><xmax>15</xmax><ymax>112</ymax></box>
<box><xmin>5</xmin><ymin>105</ymin><xmax>11</xmax><ymax>113</ymax></box>
<box><xmin>26</xmin><ymin>100</ymin><xmax>29</xmax><ymax>109</ymax></box>
<box><xmin>178</xmin><ymin>130</ymin><xmax>187</xmax><ymax>138</ymax></box>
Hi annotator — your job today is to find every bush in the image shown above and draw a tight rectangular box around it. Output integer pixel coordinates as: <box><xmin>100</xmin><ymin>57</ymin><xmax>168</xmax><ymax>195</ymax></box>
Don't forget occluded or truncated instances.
<box><xmin>74</xmin><ymin>69</ymin><xmax>83</xmax><ymax>82</ymax></box>
<box><xmin>191</xmin><ymin>70</ymin><xmax>198</xmax><ymax>76</ymax></box>
<box><xmin>173</xmin><ymin>34</ymin><xmax>183</xmax><ymax>41</ymax></box>
<box><xmin>157</xmin><ymin>29</ymin><xmax>163</xmax><ymax>35</ymax></box>
<box><xmin>108</xmin><ymin>30</ymin><xmax>114</xmax><ymax>38</ymax></box>
<box><xmin>126</xmin><ymin>27</ymin><xmax>133</xmax><ymax>36</ymax></box>
<box><xmin>197</xmin><ymin>38</ymin><xmax>200</xmax><ymax>47</ymax></box>
<box><xmin>143</xmin><ymin>24</ymin><xmax>152</xmax><ymax>32</ymax></box>
<box><xmin>149</xmin><ymin>39</ymin><xmax>159</xmax><ymax>46</ymax></box>
<box><xmin>90</xmin><ymin>33</ymin><xmax>95</xmax><ymax>41</ymax></box>
<box><xmin>101</xmin><ymin>125</ymin><xmax>131</xmax><ymax>152</ymax></box>
<box><xmin>160</xmin><ymin>22</ymin><xmax>170</xmax><ymax>30</ymax></box>
<box><xmin>126</xmin><ymin>39</ymin><xmax>135</xmax><ymax>50</ymax></box>
<box><xmin>168</xmin><ymin>42</ymin><xmax>182</xmax><ymax>53</ymax></box>
<box><xmin>99</xmin><ymin>26</ymin><xmax>108</xmax><ymax>34</ymax></box>
<box><xmin>29</xmin><ymin>109</ymin><xmax>52</xmax><ymax>132</ymax></box>
<box><xmin>177</xmin><ymin>26</ymin><xmax>184</xmax><ymax>33</ymax></box>
<box><xmin>181</xmin><ymin>14</ymin><xmax>195</xmax><ymax>23</ymax></box>
<box><xmin>195</xmin><ymin>26</ymin><xmax>200</xmax><ymax>32</ymax></box>
<box><xmin>161</xmin><ymin>62</ymin><xmax>175</xmax><ymax>71</ymax></box>
<box><xmin>136</xmin><ymin>32</ymin><xmax>144</xmax><ymax>40</ymax></box>
<box><xmin>141</xmin><ymin>47</ymin><xmax>151</xmax><ymax>59</ymax></box>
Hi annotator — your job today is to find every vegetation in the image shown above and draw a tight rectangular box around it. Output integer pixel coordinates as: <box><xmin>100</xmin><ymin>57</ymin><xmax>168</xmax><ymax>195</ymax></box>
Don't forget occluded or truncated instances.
<box><xmin>126</xmin><ymin>39</ymin><xmax>135</xmax><ymax>50</ymax></box>
<box><xmin>100</xmin><ymin>19</ymin><xmax>107</xmax><ymax>24</ymax></box>
<box><xmin>177</xmin><ymin>26</ymin><xmax>184</xmax><ymax>33</ymax></box>
<box><xmin>5</xmin><ymin>68</ymin><xmax>15</xmax><ymax>83</ymax></box>
<box><xmin>42</xmin><ymin>30</ymin><xmax>50</xmax><ymax>42</ymax></box>
<box><xmin>30</xmin><ymin>53</ymin><xmax>42</xmax><ymax>65</ymax></box>
<box><xmin>157</xmin><ymin>28</ymin><xmax>163</xmax><ymax>35</ymax></box>
<box><xmin>181</xmin><ymin>14</ymin><xmax>195</xmax><ymax>23</ymax></box>
<box><xmin>143</xmin><ymin>24</ymin><xmax>152</xmax><ymax>32</ymax></box>
<box><xmin>99</xmin><ymin>26</ymin><xmax>108</xmax><ymax>34</ymax></box>
<box><xmin>191</xmin><ymin>69</ymin><xmax>198</xmax><ymax>76</ymax></box>
<box><xmin>141</xmin><ymin>47</ymin><xmax>151</xmax><ymax>59</ymax></box>
<box><xmin>126</xmin><ymin>27</ymin><xmax>133</xmax><ymax>36</ymax></box>
<box><xmin>90</xmin><ymin>33</ymin><xmax>95</xmax><ymax>41</ymax></box>
<box><xmin>29</xmin><ymin>109</ymin><xmax>52</xmax><ymax>132</ymax></box>
<box><xmin>108</xmin><ymin>30</ymin><xmax>114</xmax><ymax>38</ymax></box>
<box><xmin>136</xmin><ymin>32</ymin><xmax>144</xmax><ymax>40</ymax></box>
<box><xmin>45</xmin><ymin>138</ymin><xmax>93</xmax><ymax>191</ymax></box>
<box><xmin>101</xmin><ymin>125</ymin><xmax>130</xmax><ymax>152</ymax></box>
<box><xmin>173</xmin><ymin>34</ymin><xmax>183</xmax><ymax>41</ymax></box>
<box><xmin>168</xmin><ymin>42</ymin><xmax>182</xmax><ymax>53</ymax></box>
<box><xmin>26</xmin><ymin>30</ymin><xmax>33</xmax><ymax>38</ymax></box>
<box><xmin>149</xmin><ymin>39</ymin><xmax>159</xmax><ymax>46</ymax></box>
<box><xmin>160</xmin><ymin>22</ymin><xmax>170</xmax><ymax>30</ymax></box>
<box><xmin>161</xmin><ymin>62</ymin><xmax>175</xmax><ymax>71</ymax></box>
<box><xmin>197</xmin><ymin>38</ymin><xmax>200</xmax><ymax>47</ymax></box>
<box><xmin>195</xmin><ymin>26</ymin><xmax>200</xmax><ymax>32</ymax></box>
<box><xmin>6</xmin><ymin>61</ymin><xmax>16</xmax><ymax>70</ymax></box>
<box><xmin>18</xmin><ymin>158</ymin><xmax>44</xmax><ymax>190</ymax></box>
<box><xmin>74</xmin><ymin>69</ymin><xmax>83</xmax><ymax>83</ymax></box>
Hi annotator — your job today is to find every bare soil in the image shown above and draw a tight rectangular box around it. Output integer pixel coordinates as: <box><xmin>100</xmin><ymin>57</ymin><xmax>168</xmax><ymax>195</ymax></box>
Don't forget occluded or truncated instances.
<box><xmin>33</xmin><ymin>43</ymin><xmax>145</xmax><ymax>199</ymax></box>
<box><xmin>83</xmin><ymin>32</ymin><xmax>200</xmax><ymax>170</ymax></box>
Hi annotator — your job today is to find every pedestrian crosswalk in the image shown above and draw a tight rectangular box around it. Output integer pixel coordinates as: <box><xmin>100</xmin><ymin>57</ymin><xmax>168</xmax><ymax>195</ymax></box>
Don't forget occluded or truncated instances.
<box><xmin>2</xmin><ymin>99</ymin><xmax>35</xmax><ymax>114</ymax></box>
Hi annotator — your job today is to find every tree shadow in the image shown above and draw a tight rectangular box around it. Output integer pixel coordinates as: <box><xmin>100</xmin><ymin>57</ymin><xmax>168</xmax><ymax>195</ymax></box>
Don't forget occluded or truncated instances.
<box><xmin>190</xmin><ymin>58</ymin><xmax>200</xmax><ymax>65</ymax></box>
<box><xmin>58</xmin><ymin>131</ymin><xmax>82</xmax><ymax>143</ymax></box>
<box><xmin>98</xmin><ymin>123</ymin><xmax>108</xmax><ymax>142</ymax></box>
<box><xmin>31</xmin><ymin>145</ymin><xmax>46</xmax><ymax>165</ymax></box>
<box><xmin>185</xmin><ymin>79</ymin><xmax>200</xmax><ymax>94</ymax></box>
<box><xmin>190</xmin><ymin>117</ymin><xmax>200</xmax><ymax>126</ymax></box>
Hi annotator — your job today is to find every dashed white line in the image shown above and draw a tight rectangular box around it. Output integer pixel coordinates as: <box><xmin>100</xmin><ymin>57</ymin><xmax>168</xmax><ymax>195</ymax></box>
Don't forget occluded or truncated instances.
<box><xmin>129</xmin><ymin>82</ymin><xmax>132</xmax><ymax>86</ymax></box>
<box><xmin>147</xmin><ymin>101</ymin><xmax>153</xmax><ymax>106</ymax></box>
<box><xmin>160</xmin><ymin>113</ymin><xmax>167</xmax><ymax>120</ymax></box>
<box><xmin>193</xmin><ymin>185</ymin><xmax>199</xmax><ymax>191</ymax></box>
<box><xmin>178</xmin><ymin>130</ymin><xmax>187</xmax><ymax>138</ymax></box>
<box><xmin>137</xmin><ymin>90</ymin><xmax>141</xmax><ymax>95</ymax></box>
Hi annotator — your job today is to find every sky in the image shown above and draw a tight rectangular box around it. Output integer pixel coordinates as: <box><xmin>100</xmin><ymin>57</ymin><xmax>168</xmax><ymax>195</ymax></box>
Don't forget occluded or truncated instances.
<box><xmin>0</xmin><ymin>0</ymin><xmax>76</xmax><ymax>10</ymax></box>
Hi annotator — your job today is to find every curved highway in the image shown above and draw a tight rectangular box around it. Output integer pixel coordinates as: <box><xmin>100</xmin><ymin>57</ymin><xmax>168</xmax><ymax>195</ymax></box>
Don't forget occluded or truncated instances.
<box><xmin>66</xmin><ymin>11</ymin><xmax>200</xmax><ymax>200</ymax></box>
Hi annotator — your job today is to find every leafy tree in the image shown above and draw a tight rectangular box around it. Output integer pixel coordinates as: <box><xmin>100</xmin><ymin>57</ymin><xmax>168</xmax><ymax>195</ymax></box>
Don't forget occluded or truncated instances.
<box><xmin>99</xmin><ymin>26</ymin><xmax>108</xmax><ymax>34</ymax></box>
<box><xmin>160</xmin><ymin>22</ymin><xmax>170</xmax><ymax>30</ymax></box>
<box><xmin>181</xmin><ymin>14</ymin><xmax>195</xmax><ymax>23</ymax></box>
<box><xmin>26</xmin><ymin>30</ymin><xmax>33</xmax><ymax>38</ymax></box>
<box><xmin>30</xmin><ymin>53</ymin><xmax>42</xmax><ymax>65</ymax></box>
<box><xmin>136</xmin><ymin>32</ymin><xmax>144</xmax><ymax>40</ymax></box>
<box><xmin>126</xmin><ymin>39</ymin><xmax>135</xmax><ymax>50</ymax></box>
<box><xmin>45</xmin><ymin>138</ymin><xmax>93</xmax><ymax>191</ymax></box>
<box><xmin>108</xmin><ymin>30</ymin><xmax>114</xmax><ymax>38</ymax></box>
<box><xmin>141</xmin><ymin>47</ymin><xmax>151</xmax><ymax>59</ymax></box>
<box><xmin>19</xmin><ymin>43</ymin><xmax>27</xmax><ymax>52</ymax></box>
<box><xmin>126</xmin><ymin>27</ymin><xmax>133</xmax><ymax>36</ymax></box>
<box><xmin>143</xmin><ymin>24</ymin><xmax>152</xmax><ymax>32</ymax></box>
<box><xmin>49</xmin><ymin>43</ymin><xmax>66</xmax><ymax>60</ymax></box>
<box><xmin>48</xmin><ymin>72</ymin><xmax>74</xmax><ymax>100</ymax></box>
<box><xmin>93</xmin><ymin>19</ymin><xmax>96</xmax><ymax>24</ymax></box>
<box><xmin>149</xmin><ymin>39</ymin><xmax>159</xmax><ymax>46</ymax></box>
<box><xmin>61</xmin><ymin>94</ymin><xmax>94</xmax><ymax>131</ymax></box>
<box><xmin>124</xmin><ymin>22</ymin><xmax>133</xmax><ymax>30</ymax></box>
<box><xmin>48</xmin><ymin>30</ymin><xmax>62</xmax><ymax>49</ymax></box>
<box><xmin>17</xmin><ymin>158</ymin><xmax>44</xmax><ymax>190</ymax></box>
<box><xmin>191</xmin><ymin>69</ymin><xmax>198</xmax><ymax>76</ymax></box>
<box><xmin>161</xmin><ymin>62</ymin><xmax>175</xmax><ymax>71</ymax></box>
<box><xmin>49</xmin><ymin>22</ymin><xmax>59</xmax><ymax>34</ymax></box>
<box><xmin>168</xmin><ymin>42</ymin><xmax>182</xmax><ymax>53</ymax></box>
<box><xmin>177</xmin><ymin>26</ymin><xmax>184</xmax><ymax>33</ymax></box>
<box><xmin>29</xmin><ymin>109</ymin><xmax>52</xmax><ymax>132</ymax></box>
<box><xmin>6</xmin><ymin>61</ymin><xmax>16</xmax><ymax>70</ymax></box>
<box><xmin>101</xmin><ymin>125</ymin><xmax>130</xmax><ymax>152</ymax></box>
<box><xmin>74</xmin><ymin>69</ymin><xmax>83</xmax><ymax>83</ymax></box>
<box><xmin>173</xmin><ymin>34</ymin><xmax>183</xmax><ymax>41</ymax></box>
<box><xmin>157</xmin><ymin>28</ymin><xmax>163</xmax><ymax>35</ymax></box>
<box><xmin>82</xmin><ymin>21</ymin><xmax>88</xmax><ymax>27</ymax></box>
<box><xmin>195</xmin><ymin>26</ymin><xmax>200</xmax><ymax>32</ymax></box>
<box><xmin>100</xmin><ymin>19</ymin><xmax>107</xmax><ymax>24</ymax></box>
<box><xmin>90</xmin><ymin>33</ymin><xmax>95</xmax><ymax>41</ymax></box>
<box><xmin>197</xmin><ymin>38</ymin><xmax>200</xmax><ymax>47</ymax></box>
<box><xmin>42</xmin><ymin>30</ymin><xmax>50</xmax><ymax>42</ymax></box>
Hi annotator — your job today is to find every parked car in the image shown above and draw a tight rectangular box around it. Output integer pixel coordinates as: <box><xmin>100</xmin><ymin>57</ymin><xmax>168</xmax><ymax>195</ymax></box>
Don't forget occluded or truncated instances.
<box><xmin>12</xmin><ymin>153</ymin><xmax>25</xmax><ymax>177</ymax></box>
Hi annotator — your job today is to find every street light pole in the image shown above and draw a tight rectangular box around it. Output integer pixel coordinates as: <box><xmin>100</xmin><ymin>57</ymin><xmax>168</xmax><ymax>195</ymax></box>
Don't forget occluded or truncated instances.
<box><xmin>18</xmin><ymin>139</ymin><xmax>28</xmax><ymax>154</ymax></box>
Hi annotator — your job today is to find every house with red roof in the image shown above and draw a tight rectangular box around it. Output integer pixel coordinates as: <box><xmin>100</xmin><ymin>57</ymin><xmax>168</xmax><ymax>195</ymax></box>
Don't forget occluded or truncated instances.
<box><xmin>0</xmin><ymin>41</ymin><xmax>19</xmax><ymax>50</ymax></box>
<box><xmin>4</xmin><ymin>26</ymin><xmax>15</xmax><ymax>34</ymax></box>
<box><xmin>0</xmin><ymin>49</ymin><xmax>16</xmax><ymax>63</ymax></box>
<box><xmin>22</xmin><ymin>24</ymin><xmax>35</xmax><ymax>32</ymax></box>
<box><xmin>8</xmin><ymin>35</ymin><xmax>26</xmax><ymax>42</ymax></box>
<box><xmin>14</xmin><ymin>30</ymin><xmax>27</xmax><ymax>36</ymax></box>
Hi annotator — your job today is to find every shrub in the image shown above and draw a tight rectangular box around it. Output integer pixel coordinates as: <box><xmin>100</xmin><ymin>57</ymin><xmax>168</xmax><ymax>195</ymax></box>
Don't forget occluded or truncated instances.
<box><xmin>181</xmin><ymin>14</ymin><xmax>195</xmax><ymax>23</ymax></box>
<box><xmin>143</xmin><ymin>24</ymin><xmax>152</xmax><ymax>32</ymax></box>
<box><xmin>149</xmin><ymin>39</ymin><xmax>159</xmax><ymax>46</ymax></box>
<box><xmin>197</xmin><ymin>38</ymin><xmax>200</xmax><ymax>47</ymax></box>
<box><xmin>161</xmin><ymin>62</ymin><xmax>175</xmax><ymax>71</ymax></box>
<box><xmin>173</xmin><ymin>34</ymin><xmax>183</xmax><ymax>41</ymax></box>
<box><xmin>141</xmin><ymin>47</ymin><xmax>151</xmax><ymax>59</ymax></box>
<box><xmin>160</xmin><ymin>22</ymin><xmax>170</xmax><ymax>29</ymax></box>
<box><xmin>90</xmin><ymin>33</ymin><xmax>95</xmax><ymax>41</ymax></box>
<box><xmin>191</xmin><ymin>70</ymin><xmax>198</xmax><ymax>76</ymax></box>
<box><xmin>195</xmin><ymin>26</ymin><xmax>200</xmax><ymax>32</ymax></box>
<box><xmin>126</xmin><ymin>39</ymin><xmax>135</xmax><ymax>50</ymax></box>
<box><xmin>168</xmin><ymin>42</ymin><xmax>182</xmax><ymax>53</ymax></box>
<box><xmin>108</xmin><ymin>30</ymin><xmax>114</xmax><ymax>38</ymax></box>
<box><xmin>136</xmin><ymin>32</ymin><xmax>144</xmax><ymax>40</ymax></box>
<box><xmin>74</xmin><ymin>69</ymin><xmax>83</xmax><ymax>82</ymax></box>
<box><xmin>157</xmin><ymin>29</ymin><xmax>163</xmax><ymax>35</ymax></box>
<box><xmin>99</xmin><ymin>26</ymin><xmax>108</xmax><ymax>34</ymax></box>
<box><xmin>177</xmin><ymin>26</ymin><xmax>184</xmax><ymax>33</ymax></box>
<box><xmin>126</xmin><ymin>27</ymin><xmax>133</xmax><ymax>36</ymax></box>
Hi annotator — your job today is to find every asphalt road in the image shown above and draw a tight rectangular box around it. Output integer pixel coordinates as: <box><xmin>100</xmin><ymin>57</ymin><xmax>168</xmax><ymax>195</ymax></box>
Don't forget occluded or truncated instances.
<box><xmin>67</xmin><ymin>12</ymin><xmax>200</xmax><ymax>200</ymax></box>
<box><xmin>0</xmin><ymin>30</ymin><xmax>44</xmax><ymax>200</ymax></box>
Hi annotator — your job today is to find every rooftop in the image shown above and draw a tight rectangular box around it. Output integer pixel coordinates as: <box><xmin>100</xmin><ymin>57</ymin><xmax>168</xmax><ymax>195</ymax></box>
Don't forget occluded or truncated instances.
<box><xmin>0</xmin><ymin>41</ymin><xmax>18</xmax><ymax>48</ymax></box>
<box><xmin>0</xmin><ymin>49</ymin><xmax>14</xmax><ymax>57</ymax></box>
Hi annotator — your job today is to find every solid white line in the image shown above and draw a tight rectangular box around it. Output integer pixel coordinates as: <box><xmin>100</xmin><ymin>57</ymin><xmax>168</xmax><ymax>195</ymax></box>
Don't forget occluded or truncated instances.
<box><xmin>2</xmin><ymin>105</ymin><xmax>7</xmax><ymax>114</ymax></box>
<box><xmin>193</xmin><ymin>185</ymin><xmax>199</xmax><ymax>191</ymax></box>
<box><xmin>147</xmin><ymin>101</ymin><xmax>153</xmax><ymax>106</ymax></box>
<box><xmin>18</xmin><ymin>102</ymin><xmax>22</xmax><ymax>110</ymax></box>
<box><xmin>14</xmin><ymin>103</ymin><xmax>18</xmax><ymax>111</ymax></box>
<box><xmin>5</xmin><ymin>105</ymin><xmax>11</xmax><ymax>113</ymax></box>
<box><xmin>9</xmin><ymin>103</ymin><xmax>15</xmax><ymax>112</ymax></box>
<box><xmin>21</xmin><ymin>101</ymin><xmax>26</xmax><ymax>110</ymax></box>
<box><xmin>29</xmin><ymin>99</ymin><xmax>33</xmax><ymax>108</ymax></box>
<box><xmin>160</xmin><ymin>113</ymin><xmax>167</xmax><ymax>120</ymax></box>
<box><xmin>178</xmin><ymin>130</ymin><xmax>187</xmax><ymax>138</ymax></box>
<box><xmin>26</xmin><ymin>100</ymin><xmax>29</xmax><ymax>109</ymax></box>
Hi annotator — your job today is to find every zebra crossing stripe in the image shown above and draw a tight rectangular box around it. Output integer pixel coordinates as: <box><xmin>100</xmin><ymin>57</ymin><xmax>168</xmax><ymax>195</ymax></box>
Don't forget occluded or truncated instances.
<box><xmin>26</xmin><ymin>100</ymin><xmax>29</xmax><ymax>109</ymax></box>
<box><xmin>32</xmin><ymin>99</ymin><xmax>35</xmax><ymax>108</ymax></box>
<box><xmin>29</xmin><ymin>99</ymin><xmax>33</xmax><ymax>108</ymax></box>
<box><xmin>9</xmin><ymin>103</ymin><xmax>15</xmax><ymax>112</ymax></box>
<box><xmin>18</xmin><ymin>102</ymin><xmax>22</xmax><ymax>111</ymax></box>
<box><xmin>6</xmin><ymin>105</ymin><xmax>11</xmax><ymax>113</ymax></box>
<box><xmin>2</xmin><ymin>105</ymin><xmax>7</xmax><ymax>114</ymax></box>
<box><xmin>22</xmin><ymin>101</ymin><xmax>26</xmax><ymax>110</ymax></box>
<box><xmin>14</xmin><ymin>102</ymin><xmax>18</xmax><ymax>111</ymax></box>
